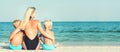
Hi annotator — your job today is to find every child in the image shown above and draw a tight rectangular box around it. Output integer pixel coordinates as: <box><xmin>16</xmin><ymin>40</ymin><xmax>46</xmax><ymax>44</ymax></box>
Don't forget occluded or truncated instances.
<box><xmin>39</xmin><ymin>20</ymin><xmax>58</xmax><ymax>50</ymax></box>
<box><xmin>8</xmin><ymin>20</ymin><xmax>23</xmax><ymax>50</ymax></box>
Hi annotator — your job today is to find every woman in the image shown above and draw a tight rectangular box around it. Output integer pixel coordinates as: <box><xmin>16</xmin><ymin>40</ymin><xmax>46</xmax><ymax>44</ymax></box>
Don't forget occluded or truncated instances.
<box><xmin>10</xmin><ymin>7</ymin><xmax>53</xmax><ymax>50</ymax></box>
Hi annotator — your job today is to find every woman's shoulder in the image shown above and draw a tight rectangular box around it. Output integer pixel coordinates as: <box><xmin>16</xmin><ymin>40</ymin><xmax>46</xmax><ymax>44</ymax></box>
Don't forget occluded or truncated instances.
<box><xmin>33</xmin><ymin>20</ymin><xmax>41</xmax><ymax>22</ymax></box>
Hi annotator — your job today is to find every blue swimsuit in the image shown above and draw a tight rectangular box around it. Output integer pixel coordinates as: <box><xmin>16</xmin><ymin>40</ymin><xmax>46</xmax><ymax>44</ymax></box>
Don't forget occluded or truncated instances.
<box><xmin>41</xmin><ymin>41</ymin><xmax>56</xmax><ymax>50</ymax></box>
<box><xmin>9</xmin><ymin>43</ymin><xmax>22</xmax><ymax>50</ymax></box>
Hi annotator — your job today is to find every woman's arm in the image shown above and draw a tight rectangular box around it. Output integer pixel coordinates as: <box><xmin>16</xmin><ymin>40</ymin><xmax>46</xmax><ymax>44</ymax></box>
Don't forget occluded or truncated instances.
<box><xmin>37</xmin><ymin>20</ymin><xmax>53</xmax><ymax>40</ymax></box>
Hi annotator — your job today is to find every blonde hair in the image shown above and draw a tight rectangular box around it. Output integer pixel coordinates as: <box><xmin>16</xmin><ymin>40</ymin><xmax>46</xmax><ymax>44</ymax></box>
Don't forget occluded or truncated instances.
<box><xmin>13</xmin><ymin>19</ymin><xmax>21</xmax><ymax>28</ymax></box>
<box><xmin>44</xmin><ymin>20</ymin><xmax>52</xmax><ymax>29</ymax></box>
<box><xmin>20</xmin><ymin>7</ymin><xmax>36</xmax><ymax>29</ymax></box>
<box><xmin>13</xmin><ymin>19</ymin><xmax>21</xmax><ymax>23</ymax></box>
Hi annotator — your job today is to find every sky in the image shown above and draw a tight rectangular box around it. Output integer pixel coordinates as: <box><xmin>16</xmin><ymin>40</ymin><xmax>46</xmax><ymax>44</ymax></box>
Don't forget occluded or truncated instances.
<box><xmin>0</xmin><ymin>0</ymin><xmax>120</xmax><ymax>22</ymax></box>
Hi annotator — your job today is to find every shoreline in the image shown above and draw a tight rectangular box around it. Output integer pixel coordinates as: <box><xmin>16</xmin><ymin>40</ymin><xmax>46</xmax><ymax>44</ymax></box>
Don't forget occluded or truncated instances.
<box><xmin>1</xmin><ymin>45</ymin><xmax>120</xmax><ymax>52</ymax></box>
<box><xmin>0</xmin><ymin>42</ymin><xmax>120</xmax><ymax>52</ymax></box>
<box><xmin>1</xmin><ymin>42</ymin><xmax>120</xmax><ymax>46</ymax></box>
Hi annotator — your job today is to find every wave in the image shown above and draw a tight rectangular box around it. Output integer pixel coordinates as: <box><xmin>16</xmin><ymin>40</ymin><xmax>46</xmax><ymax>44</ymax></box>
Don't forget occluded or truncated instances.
<box><xmin>60</xmin><ymin>30</ymin><xmax>120</xmax><ymax>33</ymax></box>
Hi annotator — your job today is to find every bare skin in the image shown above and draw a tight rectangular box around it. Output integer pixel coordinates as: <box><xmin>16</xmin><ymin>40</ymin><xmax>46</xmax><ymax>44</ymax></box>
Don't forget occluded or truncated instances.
<box><xmin>40</xmin><ymin>29</ymin><xmax>59</xmax><ymax>48</ymax></box>
<box><xmin>10</xmin><ymin>7</ymin><xmax>53</xmax><ymax>50</ymax></box>
<box><xmin>22</xmin><ymin>20</ymin><xmax>53</xmax><ymax>50</ymax></box>
<box><xmin>9</xmin><ymin>22</ymin><xmax>23</xmax><ymax>46</ymax></box>
<box><xmin>22</xmin><ymin>20</ymin><xmax>40</xmax><ymax>50</ymax></box>
<box><xmin>44</xmin><ymin>29</ymin><xmax>55</xmax><ymax>45</ymax></box>
<box><xmin>39</xmin><ymin>20</ymin><xmax>59</xmax><ymax>47</ymax></box>
<box><xmin>24</xmin><ymin>20</ymin><xmax>39</xmax><ymax>40</ymax></box>
<box><xmin>9</xmin><ymin>31</ymin><xmax>23</xmax><ymax>46</ymax></box>
<box><xmin>11</xmin><ymin>32</ymin><xmax>23</xmax><ymax>46</ymax></box>
<box><xmin>10</xmin><ymin>20</ymin><xmax>53</xmax><ymax>50</ymax></box>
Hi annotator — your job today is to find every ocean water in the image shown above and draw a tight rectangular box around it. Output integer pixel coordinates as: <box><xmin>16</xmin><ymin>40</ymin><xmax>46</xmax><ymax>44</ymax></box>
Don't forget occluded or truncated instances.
<box><xmin>0</xmin><ymin>22</ymin><xmax>120</xmax><ymax>45</ymax></box>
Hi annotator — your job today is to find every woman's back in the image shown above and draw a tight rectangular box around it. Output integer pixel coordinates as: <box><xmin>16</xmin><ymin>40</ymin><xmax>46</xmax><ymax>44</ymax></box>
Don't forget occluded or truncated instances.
<box><xmin>24</xmin><ymin>20</ymin><xmax>39</xmax><ymax>40</ymax></box>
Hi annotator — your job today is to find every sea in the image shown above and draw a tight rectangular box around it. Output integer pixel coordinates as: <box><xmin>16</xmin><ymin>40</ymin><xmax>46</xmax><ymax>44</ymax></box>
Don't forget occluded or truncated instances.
<box><xmin>0</xmin><ymin>22</ymin><xmax>120</xmax><ymax>46</ymax></box>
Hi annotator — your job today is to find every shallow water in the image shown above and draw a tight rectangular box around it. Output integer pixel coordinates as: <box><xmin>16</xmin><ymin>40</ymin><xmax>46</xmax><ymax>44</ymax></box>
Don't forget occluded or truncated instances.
<box><xmin>0</xmin><ymin>22</ymin><xmax>120</xmax><ymax>45</ymax></box>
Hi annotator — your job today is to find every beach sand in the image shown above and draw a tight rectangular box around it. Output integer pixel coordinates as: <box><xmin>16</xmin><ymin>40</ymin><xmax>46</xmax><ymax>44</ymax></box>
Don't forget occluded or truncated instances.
<box><xmin>0</xmin><ymin>43</ymin><xmax>120</xmax><ymax>52</ymax></box>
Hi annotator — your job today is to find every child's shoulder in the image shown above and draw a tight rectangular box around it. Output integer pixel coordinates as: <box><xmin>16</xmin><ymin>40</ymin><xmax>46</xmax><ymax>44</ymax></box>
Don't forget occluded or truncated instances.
<box><xmin>17</xmin><ymin>31</ymin><xmax>23</xmax><ymax>34</ymax></box>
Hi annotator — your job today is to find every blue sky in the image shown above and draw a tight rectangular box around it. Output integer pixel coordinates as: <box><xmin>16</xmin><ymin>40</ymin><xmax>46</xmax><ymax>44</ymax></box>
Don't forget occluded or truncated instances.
<box><xmin>0</xmin><ymin>0</ymin><xmax>120</xmax><ymax>22</ymax></box>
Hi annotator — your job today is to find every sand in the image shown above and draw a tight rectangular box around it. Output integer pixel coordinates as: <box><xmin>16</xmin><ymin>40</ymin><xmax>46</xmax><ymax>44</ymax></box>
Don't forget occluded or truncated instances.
<box><xmin>0</xmin><ymin>43</ymin><xmax>120</xmax><ymax>52</ymax></box>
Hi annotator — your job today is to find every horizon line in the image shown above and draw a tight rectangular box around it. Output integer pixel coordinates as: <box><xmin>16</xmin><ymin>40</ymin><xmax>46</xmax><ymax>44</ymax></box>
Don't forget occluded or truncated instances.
<box><xmin>0</xmin><ymin>21</ymin><xmax>120</xmax><ymax>22</ymax></box>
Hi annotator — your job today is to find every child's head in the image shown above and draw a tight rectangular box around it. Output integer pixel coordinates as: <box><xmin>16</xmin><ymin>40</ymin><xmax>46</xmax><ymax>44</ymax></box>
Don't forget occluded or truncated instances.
<box><xmin>44</xmin><ymin>20</ymin><xmax>52</xmax><ymax>30</ymax></box>
<box><xmin>13</xmin><ymin>20</ymin><xmax>21</xmax><ymax>28</ymax></box>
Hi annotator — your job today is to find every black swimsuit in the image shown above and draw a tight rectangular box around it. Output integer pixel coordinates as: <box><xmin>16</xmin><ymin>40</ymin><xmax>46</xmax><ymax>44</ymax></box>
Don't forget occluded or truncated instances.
<box><xmin>23</xmin><ymin>31</ymin><xmax>39</xmax><ymax>50</ymax></box>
